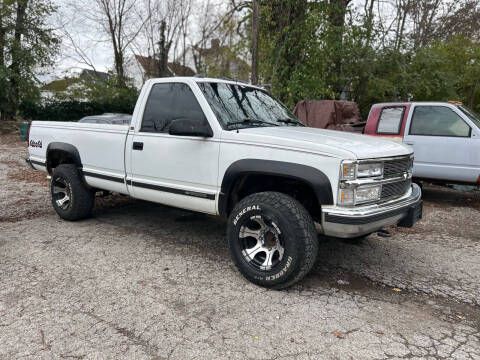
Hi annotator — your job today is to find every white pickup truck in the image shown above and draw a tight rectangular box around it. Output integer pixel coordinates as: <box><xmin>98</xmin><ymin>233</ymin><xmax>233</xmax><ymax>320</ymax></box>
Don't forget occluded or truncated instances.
<box><xmin>27</xmin><ymin>77</ymin><xmax>423</xmax><ymax>288</ymax></box>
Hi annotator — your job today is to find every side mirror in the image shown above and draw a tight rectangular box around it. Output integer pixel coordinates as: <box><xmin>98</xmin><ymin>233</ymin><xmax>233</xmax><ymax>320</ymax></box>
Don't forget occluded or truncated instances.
<box><xmin>168</xmin><ymin>119</ymin><xmax>213</xmax><ymax>137</ymax></box>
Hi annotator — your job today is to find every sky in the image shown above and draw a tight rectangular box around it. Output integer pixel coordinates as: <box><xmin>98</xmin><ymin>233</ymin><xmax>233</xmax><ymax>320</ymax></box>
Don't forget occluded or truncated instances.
<box><xmin>49</xmin><ymin>0</ymin><xmax>112</xmax><ymax>77</ymax></box>
<box><xmin>47</xmin><ymin>0</ymin><xmax>226</xmax><ymax>80</ymax></box>
<box><xmin>46</xmin><ymin>0</ymin><xmax>393</xmax><ymax>82</ymax></box>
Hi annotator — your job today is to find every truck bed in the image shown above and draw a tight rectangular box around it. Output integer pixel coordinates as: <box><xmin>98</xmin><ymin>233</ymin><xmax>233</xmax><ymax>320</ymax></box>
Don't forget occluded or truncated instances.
<box><xmin>28</xmin><ymin>121</ymin><xmax>130</xmax><ymax>195</ymax></box>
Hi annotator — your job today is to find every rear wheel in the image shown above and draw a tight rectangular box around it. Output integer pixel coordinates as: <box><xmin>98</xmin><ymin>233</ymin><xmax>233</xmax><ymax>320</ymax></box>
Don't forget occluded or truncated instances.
<box><xmin>227</xmin><ymin>192</ymin><xmax>318</xmax><ymax>289</ymax></box>
<box><xmin>51</xmin><ymin>164</ymin><xmax>94</xmax><ymax>221</ymax></box>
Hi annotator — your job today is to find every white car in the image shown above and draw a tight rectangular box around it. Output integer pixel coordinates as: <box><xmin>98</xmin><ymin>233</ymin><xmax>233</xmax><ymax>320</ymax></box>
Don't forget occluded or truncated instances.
<box><xmin>365</xmin><ymin>102</ymin><xmax>480</xmax><ymax>185</ymax></box>
<box><xmin>27</xmin><ymin>77</ymin><xmax>422</xmax><ymax>288</ymax></box>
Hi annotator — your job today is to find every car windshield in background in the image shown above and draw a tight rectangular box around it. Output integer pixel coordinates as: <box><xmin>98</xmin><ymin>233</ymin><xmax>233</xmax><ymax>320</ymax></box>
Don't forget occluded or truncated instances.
<box><xmin>458</xmin><ymin>105</ymin><xmax>480</xmax><ymax>129</ymax></box>
<box><xmin>197</xmin><ymin>82</ymin><xmax>302</xmax><ymax>129</ymax></box>
<box><xmin>78</xmin><ymin>113</ymin><xmax>132</xmax><ymax>125</ymax></box>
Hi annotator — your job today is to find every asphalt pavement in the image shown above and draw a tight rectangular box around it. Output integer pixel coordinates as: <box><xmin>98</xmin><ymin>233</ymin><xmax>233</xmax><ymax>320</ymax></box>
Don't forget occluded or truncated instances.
<box><xmin>1</xmin><ymin>134</ymin><xmax>479</xmax><ymax>359</ymax></box>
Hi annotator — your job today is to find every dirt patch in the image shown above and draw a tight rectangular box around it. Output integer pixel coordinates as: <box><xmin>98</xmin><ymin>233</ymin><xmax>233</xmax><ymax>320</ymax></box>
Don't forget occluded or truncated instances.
<box><xmin>0</xmin><ymin>209</ymin><xmax>52</xmax><ymax>223</ymax></box>
<box><xmin>7</xmin><ymin>168</ymin><xmax>48</xmax><ymax>185</ymax></box>
<box><xmin>0</xmin><ymin>133</ymin><xmax>24</xmax><ymax>145</ymax></box>
<box><xmin>422</xmin><ymin>183</ymin><xmax>480</xmax><ymax>210</ymax></box>
<box><xmin>0</xmin><ymin>121</ymin><xmax>21</xmax><ymax>135</ymax></box>
<box><xmin>0</xmin><ymin>159</ymin><xmax>22</xmax><ymax>167</ymax></box>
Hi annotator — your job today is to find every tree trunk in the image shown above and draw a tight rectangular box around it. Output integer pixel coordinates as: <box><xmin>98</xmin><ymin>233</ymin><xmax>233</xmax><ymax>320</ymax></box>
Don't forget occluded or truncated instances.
<box><xmin>158</xmin><ymin>20</ymin><xmax>170</xmax><ymax>77</ymax></box>
<box><xmin>251</xmin><ymin>0</ymin><xmax>259</xmax><ymax>85</ymax></box>
<box><xmin>2</xmin><ymin>0</ymin><xmax>28</xmax><ymax>121</ymax></box>
<box><xmin>395</xmin><ymin>0</ymin><xmax>410</xmax><ymax>51</ymax></box>
<box><xmin>364</xmin><ymin>0</ymin><xmax>375</xmax><ymax>46</ymax></box>
<box><xmin>327</xmin><ymin>0</ymin><xmax>351</xmax><ymax>98</ymax></box>
<box><xmin>0</xmin><ymin>1</ymin><xmax>7</xmax><ymax>121</ymax></box>
<box><xmin>0</xmin><ymin>1</ymin><xmax>5</xmax><ymax>68</ymax></box>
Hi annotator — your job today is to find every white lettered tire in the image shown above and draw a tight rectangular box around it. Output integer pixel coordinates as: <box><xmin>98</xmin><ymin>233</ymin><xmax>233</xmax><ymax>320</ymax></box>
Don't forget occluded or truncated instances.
<box><xmin>227</xmin><ymin>192</ymin><xmax>318</xmax><ymax>289</ymax></box>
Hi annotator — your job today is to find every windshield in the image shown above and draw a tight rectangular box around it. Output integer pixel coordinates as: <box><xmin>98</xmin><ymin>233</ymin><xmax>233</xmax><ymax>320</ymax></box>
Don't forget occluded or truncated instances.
<box><xmin>458</xmin><ymin>105</ymin><xmax>480</xmax><ymax>129</ymax></box>
<box><xmin>197</xmin><ymin>82</ymin><xmax>302</xmax><ymax>129</ymax></box>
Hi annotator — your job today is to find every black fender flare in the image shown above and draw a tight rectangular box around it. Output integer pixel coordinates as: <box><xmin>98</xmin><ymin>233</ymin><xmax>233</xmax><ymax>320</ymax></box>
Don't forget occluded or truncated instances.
<box><xmin>46</xmin><ymin>142</ymin><xmax>83</xmax><ymax>174</ymax></box>
<box><xmin>218</xmin><ymin>159</ymin><xmax>334</xmax><ymax>216</ymax></box>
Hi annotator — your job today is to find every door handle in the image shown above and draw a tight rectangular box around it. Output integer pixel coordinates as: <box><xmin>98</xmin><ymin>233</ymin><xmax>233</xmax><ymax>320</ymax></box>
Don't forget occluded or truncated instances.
<box><xmin>404</xmin><ymin>142</ymin><xmax>414</xmax><ymax>145</ymax></box>
<box><xmin>133</xmin><ymin>142</ymin><xmax>144</xmax><ymax>150</ymax></box>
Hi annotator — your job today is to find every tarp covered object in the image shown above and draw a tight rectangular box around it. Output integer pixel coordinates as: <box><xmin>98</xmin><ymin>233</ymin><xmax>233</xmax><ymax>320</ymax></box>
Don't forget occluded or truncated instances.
<box><xmin>293</xmin><ymin>100</ymin><xmax>364</xmax><ymax>132</ymax></box>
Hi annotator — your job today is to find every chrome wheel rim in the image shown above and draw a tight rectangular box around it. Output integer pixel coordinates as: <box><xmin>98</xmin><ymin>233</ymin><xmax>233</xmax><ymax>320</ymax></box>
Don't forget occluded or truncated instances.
<box><xmin>239</xmin><ymin>215</ymin><xmax>284</xmax><ymax>271</ymax></box>
<box><xmin>52</xmin><ymin>178</ymin><xmax>71</xmax><ymax>210</ymax></box>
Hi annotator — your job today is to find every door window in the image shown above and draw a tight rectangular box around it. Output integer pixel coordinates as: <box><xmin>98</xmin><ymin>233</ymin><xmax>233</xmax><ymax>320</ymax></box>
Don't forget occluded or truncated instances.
<box><xmin>458</xmin><ymin>105</ymin><xmax>480</xmax><ymax>129</ymax></box>
<box><xmin>410</xmin><ymin>106</ymin><xmax>471</xmax><ymax>137</ymax></box>
<box><xmin>140</xmin><ymin>83</ymin><xmax>207</xmax><ymax>133</ymax></box>
<box><xmin>376</xmin><ymin>107</ymin><xmax>405</xmax><ymax>134</ymax></box>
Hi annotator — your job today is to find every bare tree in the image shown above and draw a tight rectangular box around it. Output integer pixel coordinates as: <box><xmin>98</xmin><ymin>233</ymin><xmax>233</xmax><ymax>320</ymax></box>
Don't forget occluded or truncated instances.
<box><xmin>410</xmin><ymin>0</ymin><xmax>442</xmax><ymax>49</ymax></box>
<box><xmin>64</xmin><ymin>0</ymin><xmax>147</xmax><ymax>85</ymax></box>
<box><xmin>192</xmin><ymin>0</ymin><xmax>249</xmax><ymax>75</ymax></box>
<box><xmin>393</xmin><ymin>0</ymin><xmax>412</xmax><ymax>51</ymax></box>
<box><xmin>385</xmin><ymin>0</ymin><xmax>480</xmax><ymax>51</ymax></box>
<box><xmin>435</xmin><ymin>0</ymin><xmax>480</xmax><ymax>41</ymax></box>
<box><xmin>94</xmin><ymin>0</ymin><xmax>149</xmax><ymax>85</ymax></box>
<box><xmin>132</xmin><ymin>0</ymin><xmax>192</xmax><ymax>77</ymax></box>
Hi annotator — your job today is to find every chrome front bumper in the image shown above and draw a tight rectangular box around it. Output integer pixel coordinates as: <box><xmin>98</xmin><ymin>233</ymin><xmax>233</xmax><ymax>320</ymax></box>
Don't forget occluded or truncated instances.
<box><xmin>321</xmin><ymin>183</ymin><xmax>422</xmax><ymax>238</ymax></box>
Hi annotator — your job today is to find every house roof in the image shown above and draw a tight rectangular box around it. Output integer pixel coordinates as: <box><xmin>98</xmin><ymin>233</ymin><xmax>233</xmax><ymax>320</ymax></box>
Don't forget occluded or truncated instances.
<box><xmin>80</xmin><ymin>69</ymin><xmax>110</xmax><ymax>80</ymax></box>
<box><xmin>42</xmin><ymin>77</ymin><xmax>78</xmax><ymax>91</ymax></box>
<box><xmin>42</xmin><ymin>69</ymin><xmax>110</xmax><ymax>92</ymax></box>
<box><xmin>135</xmin><ymin>55</ymin><xmax>195</xmax><ymax>77</ymax></box>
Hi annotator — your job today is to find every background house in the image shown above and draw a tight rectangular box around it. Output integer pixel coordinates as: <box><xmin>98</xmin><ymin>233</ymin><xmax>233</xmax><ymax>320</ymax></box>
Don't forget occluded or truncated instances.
<box><xmin>125</xmin><ymin>39</ymin><xmax>250</xmax><ymax>89</ymax></box>
<box><xmin>192</xmin><ymin>39</ymin><xmax>250</xmax><ymax>82</ymax></box>
<box><xmin>125</xmin><ymin>55</ymin><xmax>195</xmax><ymax>89</ymax></box>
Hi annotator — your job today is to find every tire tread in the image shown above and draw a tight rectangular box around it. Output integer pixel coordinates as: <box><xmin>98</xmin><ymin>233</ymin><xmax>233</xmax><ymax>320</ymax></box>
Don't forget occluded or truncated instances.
<box><xmin>228</xmin><ymin>191</ymin><xmax>318</xmax><ymax>289</ymax></box>
<box><xmin>51</xmin><ymin>164</ymin><xmax>94</xmax><ymax>221</ymax></box>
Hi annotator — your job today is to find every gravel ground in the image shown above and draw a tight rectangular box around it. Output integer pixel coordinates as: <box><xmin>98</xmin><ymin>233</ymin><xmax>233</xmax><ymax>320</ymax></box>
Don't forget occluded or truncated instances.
<box><xmin>1</xmin><ymin>134</ymin><xmax>479</xmax><ymax>360</ymax></box>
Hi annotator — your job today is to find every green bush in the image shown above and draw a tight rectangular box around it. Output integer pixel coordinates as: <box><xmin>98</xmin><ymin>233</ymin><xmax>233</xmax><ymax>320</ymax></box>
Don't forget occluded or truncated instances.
<box><xmin>20</xmin><ymin>75</ymin><xmax>139</xmax><ymax>121</ymax></box>
<box><xmin>20</xmin><ymin>98</ymin><xmax>136</xmax><ymax>122</ymax></box>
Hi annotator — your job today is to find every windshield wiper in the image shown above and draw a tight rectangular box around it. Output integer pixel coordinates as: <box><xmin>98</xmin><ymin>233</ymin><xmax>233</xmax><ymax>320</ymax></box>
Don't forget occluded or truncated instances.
<box><xmin>226</xmin><ymin>118</ymin><xmax>279</xmax><ymax>129</ymax></box>
<box><xmin>277</xmin><ymin>118</ymin><xmax>304</xmax><ymax>126</ymax></box>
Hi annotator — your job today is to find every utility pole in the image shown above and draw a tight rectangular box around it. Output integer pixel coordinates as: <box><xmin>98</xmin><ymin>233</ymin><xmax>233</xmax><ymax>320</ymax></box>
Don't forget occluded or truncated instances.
<box><xmin>251</xmin><ymin>0</ymin><xmax>259</xmax><ymax>85</ymax></box>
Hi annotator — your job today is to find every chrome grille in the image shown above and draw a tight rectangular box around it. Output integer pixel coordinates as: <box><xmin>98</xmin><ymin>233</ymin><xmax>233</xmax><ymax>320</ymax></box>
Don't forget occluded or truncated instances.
<box><xmin>381</xmin><ymin>180</ymin><xmax>411</xmax><ymax>201</ymax></box>
<box><xmin>383</xmin><ymin>157</ymin><xmax>410</xmax><ymax>178</ymax></box>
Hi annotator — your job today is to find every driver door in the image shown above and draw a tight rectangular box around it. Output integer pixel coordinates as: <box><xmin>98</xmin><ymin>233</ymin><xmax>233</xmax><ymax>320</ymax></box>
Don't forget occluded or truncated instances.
<box><xmin>126</xmin><ymin>81</ymin><xmax>220</xmax><ymax>214</ymax></box>
<box><xmin>404</xmin><ymin>105</ymin><xmax>477</xmax><ymax>183</ymax></box>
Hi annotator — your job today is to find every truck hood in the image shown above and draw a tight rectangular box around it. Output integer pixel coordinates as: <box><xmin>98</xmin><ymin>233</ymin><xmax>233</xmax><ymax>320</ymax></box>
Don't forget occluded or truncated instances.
<box><xmin>229</xmin><ymin>126</ymin><xmax>411</xmax><ymax>160</ymax></box>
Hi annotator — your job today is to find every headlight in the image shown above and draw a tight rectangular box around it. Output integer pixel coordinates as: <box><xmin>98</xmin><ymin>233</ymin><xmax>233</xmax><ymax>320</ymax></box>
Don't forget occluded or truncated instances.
<box><xmin>357</xmin><ymin>162</ymin><xmax>383</xmax><ymax>178</ymax></box>
<box><xmin>341</xmin><ymin>161</ymin><xmax>383</xmax><ymax>180</ymax></box>
<box><xmin>355</xmin><ymin>185</ymin><xmax>382</xmax><ymax>204</ymax></box>
<box><xmin>338</xmin><ymin>185</ymin><xmax>382</xmax><ymax>205</ymax></box>
<box><xmin>339</xmin><ymin>188</ymin><xmax>355</xmax><ymax>205</ymax></box>
<box><xmin>341</xmin><ymin>162</ymin><xmax>356</xmax><ymax>180</ymax></box>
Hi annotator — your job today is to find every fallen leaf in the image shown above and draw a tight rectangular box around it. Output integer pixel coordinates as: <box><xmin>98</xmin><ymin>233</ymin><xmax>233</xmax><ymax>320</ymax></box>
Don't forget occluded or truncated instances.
<box><xmin>376</xmin><ymin>330</ymin><xmax>384</xmax><ymax>335</ymax></box>
<box><xmin>393</xmin><ymin>288</ymin><xmax>402</xmax><ymax>292</ymax></box>
<box><xmin>456</xmin><ymin>315</ymin><xmax>465</xmax><ymax>320</ymax></box>
<box><xmin>254</xmin><ymin>336</ymin><xmax>259</xmax><ymax>340</ymax></box>
<box><xmin>333</xmin><ymin>330</ymin><xmax>345</xmax><ymax>339</ymax></box>
<box><xmin>290</xmin><ymin>338</ymin><xmax>295</xmax><ymax>343</ymax></box>
<box><xmin>40</xmin><ymin>330</ymin><xmax>51</xmax><ymax>351</ymax></box>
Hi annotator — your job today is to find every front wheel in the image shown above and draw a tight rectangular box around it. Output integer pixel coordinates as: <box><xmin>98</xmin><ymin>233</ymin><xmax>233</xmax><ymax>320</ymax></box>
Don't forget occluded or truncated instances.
<box><xmin>227</xmin><ymin>192</ymin><xmax>318</xmax><ymax>289</ymax></box>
